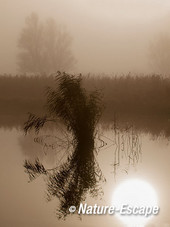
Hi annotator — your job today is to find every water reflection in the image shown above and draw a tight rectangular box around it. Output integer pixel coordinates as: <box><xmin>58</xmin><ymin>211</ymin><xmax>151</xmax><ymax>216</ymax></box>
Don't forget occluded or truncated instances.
<box><xmin>21</xmin><ymin>119</ymin><xmax>142</xmax><ymax>219</ymax></box>
<box><xmin>1</xmin><ymin>112</ymin><xmax>170</xmax><ymax>139</ymax></box>
<box><xmin>1</xmin><ymin>116</ymin><xmax>170</xmax><ymax>227</ymax></box>
<box><xmin>20</xmin><ymin>72</ymin><xmax>144</xmax><ymax>220</ymax></box>
<box><xmin>2</xmin><ymin>73</ymin><xmax>168</xmax><ymax>223</ymax></box>
<box><xmin>99</xmin><ymin>121</ymin><xmax>142</xmax><ymax>177</ymax></box>
<box><xmin>23</xmin><ymin>72</ymin><xmax>105</xmax><ymax>219</ymax></box>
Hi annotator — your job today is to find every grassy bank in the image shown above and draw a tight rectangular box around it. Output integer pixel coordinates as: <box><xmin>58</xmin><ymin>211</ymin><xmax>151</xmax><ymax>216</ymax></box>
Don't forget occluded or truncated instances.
<box><xmin>0</xmin><ymin>73</ymin><xmax>170</xmax><ymax>136</ymax></box>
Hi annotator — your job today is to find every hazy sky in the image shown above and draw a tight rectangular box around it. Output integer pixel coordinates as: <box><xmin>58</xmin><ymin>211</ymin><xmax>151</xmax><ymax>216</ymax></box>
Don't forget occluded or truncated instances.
<box><xmin>1</xmin><ymin>0</ymin><xmax>170</xmax><ymax>74</ymax></box>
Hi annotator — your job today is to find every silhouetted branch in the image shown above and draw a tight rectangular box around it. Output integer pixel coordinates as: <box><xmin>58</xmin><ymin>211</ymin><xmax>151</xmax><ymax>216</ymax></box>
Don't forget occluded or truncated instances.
<box><xmin>24</xmin><ymin>159</ymin><xmax>47</xmax><ymax>181</ymax></box>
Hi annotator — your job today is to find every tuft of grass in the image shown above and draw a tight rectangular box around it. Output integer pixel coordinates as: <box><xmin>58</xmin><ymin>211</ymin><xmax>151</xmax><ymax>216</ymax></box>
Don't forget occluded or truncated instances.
<box><xmin>24</xmin><ymin>72</ymin><xmax>104</xmax><ymax>219</ymax></box>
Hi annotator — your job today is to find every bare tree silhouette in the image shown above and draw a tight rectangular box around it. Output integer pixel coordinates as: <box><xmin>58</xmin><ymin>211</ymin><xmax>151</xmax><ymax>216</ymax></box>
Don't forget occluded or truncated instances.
<box><xmin>17</xmin><ymin>13</ymin><xmax>75</xmax><ymax>74</ymax></box>
<box><xmin>150</xmin><ymin>33</ymin><xmax>170</xmax><ymax>75</ymax></box>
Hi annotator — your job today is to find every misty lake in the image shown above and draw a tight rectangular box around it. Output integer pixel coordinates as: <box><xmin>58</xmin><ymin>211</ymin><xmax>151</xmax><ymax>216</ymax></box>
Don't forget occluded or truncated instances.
<box><xmin>0</xmin><ymin>125</ymin><xmax>170</xmax><ymax>227</ymax></box>
<box><xmin>2</xmin><ymin>0</ymin><xmax>170</xmax><ymax>226</ymax></box>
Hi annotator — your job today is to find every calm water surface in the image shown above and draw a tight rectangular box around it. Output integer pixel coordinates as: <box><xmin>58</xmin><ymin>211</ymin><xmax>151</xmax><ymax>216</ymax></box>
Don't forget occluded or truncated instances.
<box><xmin>0</xmin><ymin>128</ymin><xmax>170</xmax><ymax>227</ymax></box>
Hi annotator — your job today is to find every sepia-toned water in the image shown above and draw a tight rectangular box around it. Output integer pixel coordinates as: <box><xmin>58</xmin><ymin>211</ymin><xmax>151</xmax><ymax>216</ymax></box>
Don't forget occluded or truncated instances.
<box><xmin>0</xmin><ymin>126</ymin><xmax>170</xmax><ymax>227</ymax></box>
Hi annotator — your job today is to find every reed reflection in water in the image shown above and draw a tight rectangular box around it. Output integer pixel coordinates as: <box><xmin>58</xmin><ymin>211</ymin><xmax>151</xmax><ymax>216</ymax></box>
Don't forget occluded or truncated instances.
<box><xmin>22</xmin><ymin>72</ymin><xmax>142</xmax><ymax>219</ymax></box>
<box><xmin>23</xmin><ymin>72</ymin><xmax>104</xmax><ymax>219</ymax></box>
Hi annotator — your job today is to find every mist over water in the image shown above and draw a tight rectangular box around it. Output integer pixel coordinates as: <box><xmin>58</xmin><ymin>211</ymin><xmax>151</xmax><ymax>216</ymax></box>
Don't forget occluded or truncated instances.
<box><xmin>1</xmin><ymin>1</ymin><xmax>170</xmax><ymax>227</ymax></box>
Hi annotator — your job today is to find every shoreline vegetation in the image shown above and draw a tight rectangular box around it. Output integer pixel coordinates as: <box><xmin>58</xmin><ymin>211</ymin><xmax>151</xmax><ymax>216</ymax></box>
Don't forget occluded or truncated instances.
<box><xmin>23</xmin><ymin>72</ymin><xmax>104</xmax><ymax>218</ymax></box>
<box><xmin>0</xmin><ymin>73</ymin><xmax>170</xmax><ymax>137</ymax></box>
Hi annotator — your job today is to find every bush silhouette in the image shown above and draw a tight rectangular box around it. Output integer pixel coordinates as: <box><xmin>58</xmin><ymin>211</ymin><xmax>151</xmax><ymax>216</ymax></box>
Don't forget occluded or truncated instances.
<box><xmin>24</xmin><ymin>71</ymin><xmax>104</xmax><ymax>219</ymax></box>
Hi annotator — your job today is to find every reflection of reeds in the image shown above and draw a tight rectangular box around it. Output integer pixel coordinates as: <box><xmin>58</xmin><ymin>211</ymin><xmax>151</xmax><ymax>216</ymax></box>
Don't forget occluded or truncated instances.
<box><xmin>98</xmin><ymin>117</ymin><xmax>142</xmax><ymax>177</ymax></box>
<box><xmin>24</xmin><ymin>72</ymin><xmax>104</xmax><ymax>219</ymax></box>
<box><xmin>111</xmin><ymin>120</ymin><xmax>142</xmax><ymax>176</ymax></box>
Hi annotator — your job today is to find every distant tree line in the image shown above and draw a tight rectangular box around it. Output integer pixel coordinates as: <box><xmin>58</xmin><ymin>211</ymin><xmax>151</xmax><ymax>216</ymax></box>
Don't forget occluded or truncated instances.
<box><xmin>0</xmin><ymin>73</ymin><xmax>170</xmax><ymax>136</ymax></box>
